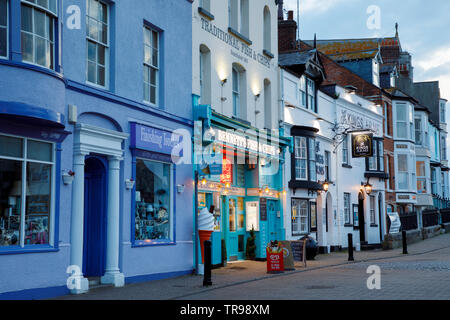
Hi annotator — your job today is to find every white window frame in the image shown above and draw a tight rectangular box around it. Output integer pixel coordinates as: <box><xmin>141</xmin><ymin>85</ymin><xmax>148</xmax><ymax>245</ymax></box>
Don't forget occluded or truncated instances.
<box><xmin>395</xmin><ymin>103</ymin><xmax>408</xmax><ymax>140</ymax></box>
<box><xmin>307</xmin><ymin>78</ymin><xmax>316</xmax><ymax>112</ymax></box>
<box><xmin>143</xmin><ymin>26</ymin><xmax>160</xmax><ymax>106</ymax></box>
<box><xmin>0</xmin><ymin>0</ymin><xmax>8</xmax><ymax>59</ymax></box>
<box><xmin>397</xmin><ymin>153</ymin><xmax>409</xmax><ymax>191</ymax></box>
<box><xmin>415</xmin><ymin>117</ymin><xmax>422</xmax><ymax>146</ymax></box>
<box><xmin>0</xmin><ymin>133</ymin><xmax>56</xmax><ymax>249</ymax></box>
<box><xmin>294</xmin><ymin>136</ymin><xmax>307</xmax><ymax>181</ymax></box>
<box><xmin>344</xmin><ymin>193</ymin><xmax>351</xmax><ymax>225</ymax></box>
<box><xmin>342</xmin><ymin>135</ymin><xmax>349</xmax><ymax>165</ymax></box>
<box><xmin>21</xmin><ymin>0</ymin><xmax>57</xmax><ymax>70</ymax></box>
<box><xmin>416</xmin><ymin>161</ymin><xmax>427</xmax><ymax>194</ymax></box>
<box><xmin>299</xmin><ymin>76</ymin><xmax>307</xmax><ymax>108</ymax></box>
<box><xmin>86</xmin><ymin>0</ymin><xmax>109</xmax><ymax>89</ymax></box>
<box><xmin>291</xmin><ymin>198</ymin><xmax>309</xmax><ymax>235</ymax></box>
<box><xmin>370</xmin><ymin>195</ymin><xmax>376</xmax><ymax>225</ymax></box>
<box><xmin>232</xmin><ymin>67</ymin><xmax>240</xmax><ymax>117</ymax></box>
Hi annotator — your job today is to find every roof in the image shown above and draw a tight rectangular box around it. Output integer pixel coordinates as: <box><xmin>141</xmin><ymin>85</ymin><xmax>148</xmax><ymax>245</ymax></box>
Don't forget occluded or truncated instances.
<box><xmin>380</xmin><ymin>64</ymin><xmax>397</xmax><ymax>74</ymax></box>
<box><xmin>384</xmin><ymin>88</ymin><xmax>418</xmax><ymax>103</ymax></box>
<box><xmin>279</xmin><ymin>50</ymin><xmax>316</xmax><ymax>67</ymax></box>
<box><xmin>303</xmin><ymin>37</ymin><xmax>400</xmax><ymax>62</ymax></box>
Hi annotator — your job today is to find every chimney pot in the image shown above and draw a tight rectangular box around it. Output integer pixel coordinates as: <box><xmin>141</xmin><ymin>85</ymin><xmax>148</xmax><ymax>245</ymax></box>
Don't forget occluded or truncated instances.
<box><xmin>288</xmin><ymin>10</ymin><xmax>294</xmax><ymax>21</ymax></box>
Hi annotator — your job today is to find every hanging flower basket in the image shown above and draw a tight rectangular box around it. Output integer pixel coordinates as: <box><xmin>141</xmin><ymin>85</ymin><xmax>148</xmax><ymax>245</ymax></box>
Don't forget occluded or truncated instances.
<box><xmin>62</xmin><ymin>171</ymin><xmax>75</xmax><ymax>185</ymax></box>
<box><xmin>125</xmin><ymin>178</ymin><xmax>135</xmax><ymax>190</ymax></box>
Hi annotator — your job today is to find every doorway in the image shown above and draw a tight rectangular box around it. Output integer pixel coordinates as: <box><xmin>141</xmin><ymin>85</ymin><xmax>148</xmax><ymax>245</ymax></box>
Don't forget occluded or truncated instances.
<box><xmin>268</xmin><ymin>199</ymin><xmax>279</xmax><ymax>242</ymax></box>
<box><xmin>82</xmin><ymin>156</ymin><xmax>107</xmax><ymax>278</ymax></box>
<box><xmin>358</xmin><ymin>192</ymin><xmax>366</xmax><ymax>243</ymax></box>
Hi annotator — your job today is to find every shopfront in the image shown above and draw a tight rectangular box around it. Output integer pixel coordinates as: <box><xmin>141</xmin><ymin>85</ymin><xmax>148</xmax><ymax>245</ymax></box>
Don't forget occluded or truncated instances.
<box><xmin>194</xmin><ymin>105</ymin><xmax>291</xmax><ymax>266</ymax></box>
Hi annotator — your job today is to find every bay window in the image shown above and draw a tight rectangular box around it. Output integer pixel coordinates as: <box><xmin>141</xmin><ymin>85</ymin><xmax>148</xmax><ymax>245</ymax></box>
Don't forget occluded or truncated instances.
<box><xmin>0</xmin><ymin>0</ymin><xmax>7</xmax><ymax>58</ymax></box>
<box><xmin>134</xmin><ymin>159</ymin><xmax>173</xmax><ymax>245</ymax></box>
<box><xmin>397</xmin><ymin>154</ymin><xmax>409</xmax><ymax>190</ymax></box>
<box><xmin>431</xmin><ymin>168</ymin><xmax>437</xmax><ymax>195</ymax></box>
<box><xmin>86</xmin><ymin>0</ymin><xmax>108</xmax><ymax>87</ymax></box>
<box><xmin>0</xmin><ymin>135</ymin><xmax>54</xmax><ymax>248</ymax></box>
<box><xmin>396</xmin><ymin>103</ymin><xmax>407</xmax><ymax>139</ymax></box>
<box><xmin>21</xmin><ymin>0</ymin><xmax>57</xmax><ymax>70</ymax></box>
<box><xmin>291</xmin><ymin>199</ymin><xmax>308</xmax><ymax>235</ymax></box>
<box><xmin>367</xmin><ymin>139</ymin><xmax>384</xmax><ymax>172</ymax></box>
<box><xmin>294</xmin><ymin>136</ymin><xmax>316</xmax><ymax>182</ymax></box>
<box><xmin>415</xmin><ymin>117</ymin><xmax>422</xmax><ymax>145</ymax></box>
<box><xmin>144</xmin><ymin>26</ymin><xmax>159</xmax><ymax>105</ymax></box>
<box><xmin>416</xmin><ymin>161</ymin><xmax>427</xmax><ymax>194</ymax></box>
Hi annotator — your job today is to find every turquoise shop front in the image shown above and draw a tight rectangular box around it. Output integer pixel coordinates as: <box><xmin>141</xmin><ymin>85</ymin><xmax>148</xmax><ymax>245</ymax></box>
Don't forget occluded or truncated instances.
<box><xmin>194</xmin><ymin>105</ymin><xmax>291</xmax><ymax>266</ymax></box>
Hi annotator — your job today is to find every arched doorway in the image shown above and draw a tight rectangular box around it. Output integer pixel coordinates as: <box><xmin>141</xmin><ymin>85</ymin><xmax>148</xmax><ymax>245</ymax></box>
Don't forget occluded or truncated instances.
<box><xmin>358</xmin><ymin>192</ymin><xmax>366</xmax><ymax>243</ymax></box>
<box><xmin>83</xmin><ymin>156</ymin><xmax>107</xmax><ymax>279</ymax></box>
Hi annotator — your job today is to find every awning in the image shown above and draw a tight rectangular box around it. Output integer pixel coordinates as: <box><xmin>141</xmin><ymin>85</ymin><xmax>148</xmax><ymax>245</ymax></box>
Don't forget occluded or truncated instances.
<box><xmin>0</xmin><ymin>101</ymin><xmax>65</xmax><ymax>128</ymax></box>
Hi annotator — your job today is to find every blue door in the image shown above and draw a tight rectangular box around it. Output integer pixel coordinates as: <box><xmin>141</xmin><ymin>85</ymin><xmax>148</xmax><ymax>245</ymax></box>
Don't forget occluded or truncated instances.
<box><xmin>83</xmin><ymin>157</ymin><xmax>107</xmax><ymax>277</ymax></box>
<box><xmin>226</xmin><ymin>197</ymin><xmax>238</xmax><ymax>261</ymax></box>
<box><xmin>268</xmin><ymin>200</ymin><xmax>279</xmax><ymax>241</ymax></box>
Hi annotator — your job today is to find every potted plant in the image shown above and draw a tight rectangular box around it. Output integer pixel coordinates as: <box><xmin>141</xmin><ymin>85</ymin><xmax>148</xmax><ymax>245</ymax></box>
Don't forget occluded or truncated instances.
<box><xmin>125</xmin><ymin>178</ymin><xmax>135</xmax><ymax>190</ymax></box>
<box><xmin>62</xmin><ymin>170</ymin><xmax>75</xmax><ymax>185</ymax></box>
<box><xmin>245</xmin><ymin>227</ymin><xmax>257</xmax><ymax>260</ymax></box>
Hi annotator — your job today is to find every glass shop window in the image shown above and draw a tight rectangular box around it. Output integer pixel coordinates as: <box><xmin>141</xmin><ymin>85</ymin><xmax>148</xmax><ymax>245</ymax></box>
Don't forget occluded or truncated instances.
<box><xmin>134</xmin><ymin>159</ymin><xmax>172</xmax><ymax>243</ymax></box>
<box><xmin>0</xmin><ymin>0</ymin><xmax>7</xmax><ymax>58</ymax></box>
<box><xmin>0</xmin><ymin>135</ymin><xmax>54</xmax><ymax>248</ymax></box>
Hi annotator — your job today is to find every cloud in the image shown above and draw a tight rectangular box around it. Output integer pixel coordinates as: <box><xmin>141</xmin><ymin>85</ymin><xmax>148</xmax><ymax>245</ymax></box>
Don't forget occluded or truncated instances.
<box><xmin>415</xmin><ymin>46</ymin><xmax>450</xmax><ymax>72</ymax></box>
<box><xmin>283</xmin><ymin>0</ymin><xmax>349</xmax><ymax>14</ymax></box>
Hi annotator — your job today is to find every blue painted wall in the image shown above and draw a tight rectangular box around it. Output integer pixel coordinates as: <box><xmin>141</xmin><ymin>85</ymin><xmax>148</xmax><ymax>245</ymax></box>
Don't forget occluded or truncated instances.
<box><xmin>0</xmin><ymin>0</ymin><xmax>193</xmax><ymax>297</ymax></box>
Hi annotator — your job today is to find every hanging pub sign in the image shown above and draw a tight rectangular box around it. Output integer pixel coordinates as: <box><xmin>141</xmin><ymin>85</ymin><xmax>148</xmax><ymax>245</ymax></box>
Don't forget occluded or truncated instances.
<box><xmin>352</xmin><ymin>132</ymin><xmax>373</xmax><ymax>158</ymax></box>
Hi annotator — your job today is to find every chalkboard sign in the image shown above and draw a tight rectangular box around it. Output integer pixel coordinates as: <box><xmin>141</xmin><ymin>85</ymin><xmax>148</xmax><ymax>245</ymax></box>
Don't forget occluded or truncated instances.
<box><xmin>260</xmin><ymin>198</ymin><xmax>267</xmax><ymax>221</ymax></box>
<box><xmin>290</xmin><ymin>240</ymin><xmax>307</xmax><ymax>267</ymax></box>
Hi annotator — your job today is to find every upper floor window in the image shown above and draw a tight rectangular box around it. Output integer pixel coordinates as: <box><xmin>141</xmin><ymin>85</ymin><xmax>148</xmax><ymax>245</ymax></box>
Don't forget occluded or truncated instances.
<box><xmin>416</xmin><ymin>161</ymin><xmax>427</xmax><ymax>194</ymax></box>
<box><xmin>431</xmin><ymin>167</ymin><xmax>437</xmax><ymax>195</ymax></box>
<box><xmin>200</xmin><ymin>0</ymin><xmax>211</xmax><ymax>12</ymax></box>
<box><xmin>263</xmin><ymin>6</ymin><xmax>271</xmax><ymax>52</ymax></box>
<box><xmin>415</xmin><ymin>117</ymin><xmax>422</xmax><ymax>145</ymax></box>
<box><xmin>395</xmin><ymin>103</ymin><xmax>414</xmax><ymax>141</ymax></box>
<box><xmin>367</xmin><ymin>139</ymin><xmax>384</xmax><ymax>172</ymax></box>
<box><xmin>144</xmin><ymin>26</ymin><xmax>159</xmax><ymax>105</ymax></box>
<box><xmin>229</xmin><ymin>0</ymin><xmax>249</xmax><ymax>37</ymax></box>
<box><xmin>325</xmin><ymin>150</ymin><xmax>331</xmax><ymax>181</ymax></box>
<box><xmin>263</xmin><ymin>79</ymin><xmax>272</xmax><ymax>129</ymax></box>
<box><xmin>342</xmin><ymin>135</ymin><xmax>349</xmax><ymax>165</ymax></box>
<box><xmin>21</xmin><ymin>0</ymin><xmax>57</xmax><ymax>70</ymax></box>
<box><xmin>232</xmin><ymin>67</ymin><xmax>240</xmax><ymax>117</ymax></box>
<box><xmin>298</xmin><ymin>76</ymin><xmax>316</xmax><ymax>112</ymax></box>
<box><xmin>294</xmin><ymin>136</ymin><xmax>316</xmax><ymax>182</ymax></box>
<box><xmin>299</xmin><ymin>76</ymin><xmax>307</xmax><ymax>107</ymax></box>
<box><xmin>440</xmin><ymin>102</ymin><xmax>446</xmax><ymax>123</ymax></box>
<box><xmin>86</xmin><ymin>0</ymin><xmax>108</xmax><ymax>87</ymax></box>
<box><xmin>199</xmin><ymin>45</ymin><xmax>211</xmax><ymax>105</ymax></box>
<box><xmin>384</xmin><ymin>102</ymin><xmax>392</xmax><ymax>136</ymax></box>
<box><xmin>0</xmin><ymin>0</ymin><xmax>7</xmax><ymax>58</ymax></box>
<box><xmin>441</xmin><ymin>135</ymin><xmax>447</xmax><ymax>161</ymax></box>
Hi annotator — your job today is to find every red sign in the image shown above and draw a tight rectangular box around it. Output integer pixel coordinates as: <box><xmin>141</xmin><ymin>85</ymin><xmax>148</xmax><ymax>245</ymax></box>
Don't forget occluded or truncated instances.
<box><xmin>220</xmin><ymin>159</ymin><xmax>232</xmax><ymax>184</ymax></box>
<box><xmin>266</xmin><ymin>249</ymin><xmax>284</xmax><ymax>274</ymax></box>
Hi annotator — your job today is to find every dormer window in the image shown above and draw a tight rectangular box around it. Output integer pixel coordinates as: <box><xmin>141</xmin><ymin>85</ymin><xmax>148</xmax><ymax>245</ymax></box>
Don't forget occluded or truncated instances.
<box><xmin>299</xmin><ymin>76</ymin><xmax>317</xmax><ymax>113</ymax></box>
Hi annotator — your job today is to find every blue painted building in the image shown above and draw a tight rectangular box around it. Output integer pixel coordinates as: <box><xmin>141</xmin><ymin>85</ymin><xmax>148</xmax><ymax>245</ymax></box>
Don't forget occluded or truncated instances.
<box><xmin>0</xmin><ymin>0</ymin><xmax>193</xmax><ymax>299</ymax></box>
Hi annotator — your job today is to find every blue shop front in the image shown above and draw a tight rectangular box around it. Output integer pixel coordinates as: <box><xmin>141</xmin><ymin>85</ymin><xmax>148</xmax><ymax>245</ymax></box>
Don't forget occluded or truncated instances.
<box><xmin>194</xmin><ymin>105</ymin><xmax>291</xmax><ymax>266</ymax></box>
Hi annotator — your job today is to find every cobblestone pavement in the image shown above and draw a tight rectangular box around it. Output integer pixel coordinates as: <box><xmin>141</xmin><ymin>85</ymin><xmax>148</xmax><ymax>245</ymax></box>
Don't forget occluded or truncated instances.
<box><xmin>55</xmin><ymin>233</ymin><xmax>450</xmax><ymax>300</ymax></box>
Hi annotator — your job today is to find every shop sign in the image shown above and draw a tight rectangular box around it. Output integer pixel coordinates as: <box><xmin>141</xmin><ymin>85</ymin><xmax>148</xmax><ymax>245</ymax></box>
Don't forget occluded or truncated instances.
<box><xmin>209</xmin><ymin>163</ymin><xmax>223</xmax><ymax>175</ymax></box>
<box><xmin>352</xmin><ymin>132</ymin><xmax>373</xmax><ymax>158</ymax></box>
<box><xmin>131</xmin><ymin>123</ymin><xmax>182</xmax><ymax>155</ymax></box>
<box><xmin>387</xmin><ymin>212</ymin><xmax>401</xmax><ymax>234</ymax></box>
<box><xmin>279</xmin><ymin>241</ymin><xmax>295</xmax><ymax>271</ymax></box>
<box><xmin>339</xmin><ymin>109</ymin><xmax>381</xmax><ymax>136</ymax></box>
<box><xmin>246</xmin><ymin>201</ymin><xmax>260</xmax><ymax>231</ymax></box>
<box><xmin>216</xmin><ymin>129</ymin><xmax>277</xmax><ymax>157</ymax></box>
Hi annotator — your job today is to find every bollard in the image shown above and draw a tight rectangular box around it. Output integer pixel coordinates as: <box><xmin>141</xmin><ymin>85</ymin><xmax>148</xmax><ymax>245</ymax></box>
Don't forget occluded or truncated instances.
<box><xmin>402</xmin><ymin>230</ymin><xmax>408</xmax><ymax>254</ymax></box>
<box><xmin>203</xmin><ymin>240</ymin><xmax>212</xmax><ymax>286</ymax></box>
<box><xmin>348</xmin><ymin>233</ymin><xmax>354</xmax><ymax>261</ymax></box>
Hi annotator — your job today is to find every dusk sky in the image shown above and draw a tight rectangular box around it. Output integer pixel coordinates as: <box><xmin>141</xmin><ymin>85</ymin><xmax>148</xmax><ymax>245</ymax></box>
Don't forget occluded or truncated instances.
<box><xmin>284</xmin><ymin>0</ymin><xmax>450</xmax><ymax>141</ymax></box>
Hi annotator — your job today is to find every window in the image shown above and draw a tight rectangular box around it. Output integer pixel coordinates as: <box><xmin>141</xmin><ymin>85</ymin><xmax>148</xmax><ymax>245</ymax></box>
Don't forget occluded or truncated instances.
<box><xmin>294</xmin><ymin>137</ymin><xmax>307</xmax><ymax>180</ymax></box>
<box><xmin>291</xmin><ymin>199</ymin><xmax>308</xmax><ymax>235</ymax></box>
<box><xmin>440</xmin><ymin>102</ymin><xmax>446</xmax><ymax>123</ymax></box>
<box><xmin>229</xmin><ymin>0</ymin><xmax>248</xmax><ymax>37</ymax></box>
<box><xmin>229</xmin><ymin>198</ymin><xmax>236</xmax><ymax>232</ymax></box>
<box><xmin>396</xmin><ymin>103</ymin><xmax>407</xmax><ymax>139</ymax></box>
<box><xmin>299</xmin><ymin>76</ymin><xmax>306</xmax><ymax>107</ymax></box>
<box><xmin>384</xmin><ymin>103</ymin><xmax>392</xmax><ymax>136</ymax></box>
<box><xmin>416</xmin><ymin>161</ymin><xmax>427</xmax><ymax>194</ymax></box>
<box><xmin>415</xmin><ymin>117</ymin><xmax>422</xmax><ymax>145</ymax></box>
<box><xmin>0</xmin><ymin>135</ymin><xmax>54</xmax><ymax>248</ymax></box>
<box><xmin>199</xmin><ymin>45</ymin><xmax>211</xmax><ymax>105</ymax></box>
<box><xmin>294</xmin><ymin>136</ymin><xmax>316</xmax><ymax>182</ymax></box>
<box><xmin>370</xmin><ymin>195</ymin><xmax>376</xmax><ymax>225</ymax></box>
<box><xmin>397</xmin><ymin>154</ymin><xmax>408</xmax><ymax>190</ymax></box>
<box><xmin>200</xmin><ymin>0</ymin><xmax>210</xmax><ymax>11</ymax></box>
<box><xmin>86</xmin><ymin>0</ymin><xmax>108</xmax><ymax>87</ymax></box>
<box><xmin>386</xmin><ymin>156</ymin><xmax>393</xmax><ymax>190</ymax></box>
<box><xmin>367</xmin><ymin>140</ymin><xmax>384</xmax><ymax>172</ymax></box>
<box><xmin>232</xmin><ymin>67</ymin><xmax>240</xmax><ymax>117</ymax></box>
<box><xmin>308</xmin><ymin>138</ymin><xmax>316</xmax><ymax>182</ymax></box>
<box><xmin>325</xmin><ymin>151</ymin><xmax>330</xmax><ymax>181</ymax></box>
<box><xmin>441</xmin><ymin>135</ymin><xmax>447</xmax><ymax>161</ymax></box>
<box><xmin>263</xmin><ymin>6</ymin><xmax>271</xmax><ymax>52</ymax></box>
<box><xmin>134</xmin><ymin>159</ymin><xmax>173</xmax><ymax>244</ymax></box>
<box><xmin>21</xmin><ymin>0</ymin><xmax>57</xmax><ymax>70</ymax></box>
<box><xmin>310</xmin><ymin>202</ymin><xmax>317</xmax><ymax>231</ymax></box>
<box><xmin>0</xmin><ymin>0</ymin><xmax>7</xmax><ymax>58</ymax></box>
<box><xmin>144</xmin><ymin>27</ymin><xmax>159</xmax><ymax>104</ymax></box>
<box><xmin>307</xmin><ymin>78</ymin><xmax>316</xmax><ymax>112</ymax></box>
<box><xmin>431</xmin><ymin>168</ymin><xmax>437</xmax><ymax>195</ymax></box>
<box><xmin>344</xmin><ymin>193</ymin><xmax>351</xmax><ymax>225</ymax></box>
<box><xmin>264</xmin><ymin>79</ymin><xmax>272</xmax><ymax>129</ymax></box>
<box><xmin>342</xmin><ymin>136</ymin><xmax>349</xmax><ymax>165</ymax></box>
<box><xmin>239</xmin><ymin>0</ymin><xmax>249</xmax><ymax>37</ymax></box>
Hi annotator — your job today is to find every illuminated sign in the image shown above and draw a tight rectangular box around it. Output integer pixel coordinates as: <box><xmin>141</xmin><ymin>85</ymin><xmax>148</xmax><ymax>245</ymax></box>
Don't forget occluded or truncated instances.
<box><xmin>216</xmin><ymin>129</ymin><xmax>277</xmax><ymax>156</ymax></box>
<box><xmin>352</xmin><ymin>133</ymin><xmax>373</xmax><ymax>158</ymax></box>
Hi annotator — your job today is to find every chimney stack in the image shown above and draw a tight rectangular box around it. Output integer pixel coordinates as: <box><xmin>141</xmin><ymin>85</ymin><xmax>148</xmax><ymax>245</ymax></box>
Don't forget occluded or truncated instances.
<box><xmin>278</xmin><ymin>10</ymin><xmax>298</xmax><ymax>53</ymax></box>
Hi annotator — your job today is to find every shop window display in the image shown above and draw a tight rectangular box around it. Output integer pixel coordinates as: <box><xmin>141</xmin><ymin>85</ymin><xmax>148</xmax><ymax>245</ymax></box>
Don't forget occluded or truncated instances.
<box><xmin>135</xmin><ymin>159</ymin><xmax>172</xmax><ymax>243</ymax></box>
<box><xmin>0</xmin><ymin>135</ymin><xmax>53</xmax><ymax>247</ymax></box>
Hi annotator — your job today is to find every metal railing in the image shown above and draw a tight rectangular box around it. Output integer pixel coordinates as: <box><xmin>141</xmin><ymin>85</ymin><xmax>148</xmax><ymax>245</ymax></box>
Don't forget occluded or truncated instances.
<box><xmin>422</xmin><ymin>210</ymin><xmax>440</xmax><ymax>228</ymax></box>
<box><xmin>399</xmin><ymin>212</ymin><xmax>418</xmax><ymax>231</ymax></box>
<box><xmin>441</xmin><ymin>209</ymin><xmax>450</xmax><ymax>224</ymax></box>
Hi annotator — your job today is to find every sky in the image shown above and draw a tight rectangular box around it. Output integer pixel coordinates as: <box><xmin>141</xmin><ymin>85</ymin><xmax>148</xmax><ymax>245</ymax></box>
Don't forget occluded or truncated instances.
<box><xmin>284</xmin><ymin>0</ymin><xmax>450</xmax><ymax>146</ymax></box>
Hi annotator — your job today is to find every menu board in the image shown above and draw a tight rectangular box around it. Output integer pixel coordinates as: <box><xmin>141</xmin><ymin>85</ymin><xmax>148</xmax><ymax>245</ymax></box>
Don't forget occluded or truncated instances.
<box><xmin>290</xmin><ymin>240</ymin><xmax>307</xmax><ymax>267</ymax></box>
<box><xmin>260</xmin><ymin>198</ymin><xmax>267</xmax><ymax>221</ymax></box>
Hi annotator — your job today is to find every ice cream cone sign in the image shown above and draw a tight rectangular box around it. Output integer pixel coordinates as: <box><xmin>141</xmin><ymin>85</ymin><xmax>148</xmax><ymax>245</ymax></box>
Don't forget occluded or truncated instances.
<box><xmin>198</xmin><ymin>206</ymin><xmax>215</xmax><ymax>263</ymax></box>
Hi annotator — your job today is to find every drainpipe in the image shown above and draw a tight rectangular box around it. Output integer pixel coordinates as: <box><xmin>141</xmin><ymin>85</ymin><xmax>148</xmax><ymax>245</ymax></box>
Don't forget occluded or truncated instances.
<box><xmin>194</xmin><ymin>170</ymin><xmax>199</xmax><ymax>274</ymax></box>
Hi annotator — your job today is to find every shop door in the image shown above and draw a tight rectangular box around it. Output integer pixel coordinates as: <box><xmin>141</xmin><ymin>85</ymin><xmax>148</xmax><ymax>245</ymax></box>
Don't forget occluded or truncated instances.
<box><xmin>236</xmin><ymin>197</ymin><xmax>245</xmax><ymax>260</ymax></box>
<box><xmin>358</xmin><ymin>196</ymin><xmax>366</xmax><ymax>243</ymax></box>
<box><xmin>83</xmin><ymin>157</ymin><xmax>107</xmax><ymax>278</ymax></box>
<box><xmin>226</xmin><ymin>197</ymin><xmax>238</xmax><ymax>261</ymax></box>
<box><xmin>268</xmin><ymin>200</ymin><xmax>279</xmax><ymax>241</ymax></box>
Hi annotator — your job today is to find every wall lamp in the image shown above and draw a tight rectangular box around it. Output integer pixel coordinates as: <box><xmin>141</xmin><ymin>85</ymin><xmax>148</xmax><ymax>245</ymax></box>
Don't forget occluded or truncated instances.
<box><xmin>221</xmin><ymin>78</ymin><xmax>227</xmax><ymax>86</ymax></box>
<box><xmin>362</xmin><ymin>179</ymin><xmax>373</xmax><ymax>195</ymax></box>
<box><xmin>321</xmin><ymin>181</ymin><xmax>330</xmax><ymax>192</ymax></box>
